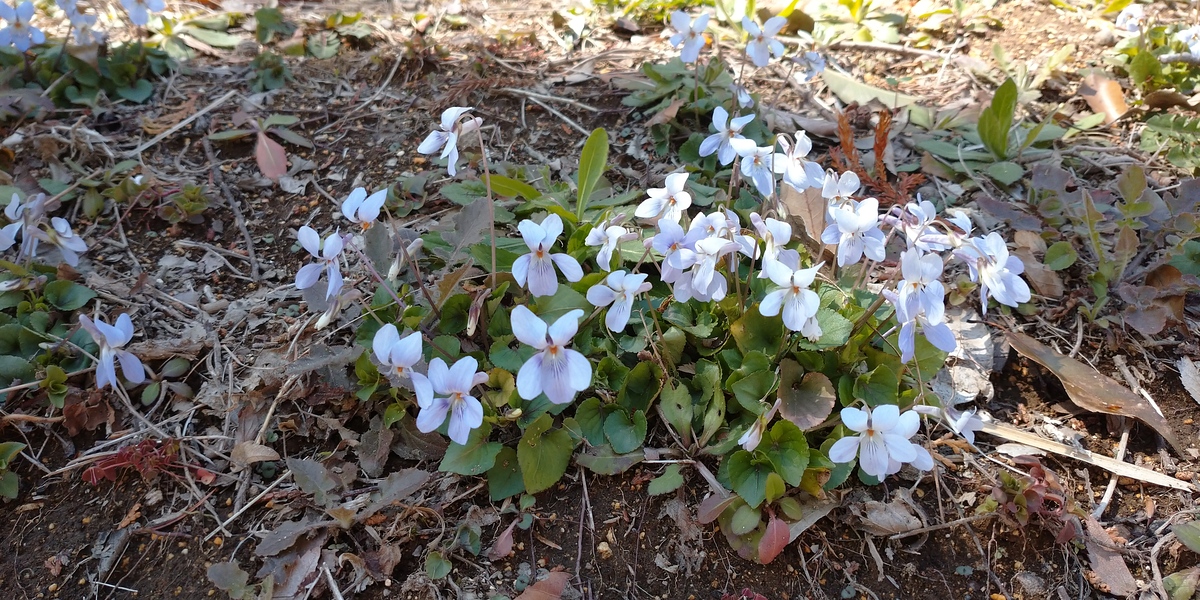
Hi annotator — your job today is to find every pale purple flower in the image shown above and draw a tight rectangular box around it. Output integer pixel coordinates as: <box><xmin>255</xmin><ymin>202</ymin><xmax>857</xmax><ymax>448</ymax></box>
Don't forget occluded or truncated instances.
<box><xmin>822</xmin><ymin>170</ymin><xmax>860</xmax><ymax>211</ymax></box>
<box><xmin>742</xmin><ymin>16</ymin><xmax>786</xmax><ymax>67</ymax></box>
<box><xmin>1178</xmin><ymin>26</ymin><xmax>1200</xmax><ymax>56</ymax></box>
<box><xmin>673</xmin><ymin>236</ymin><xmax>738</xmax><ymax>302</ymax></box>
<box><xmin>956</xmin><ymin>232</ymin><xmax>1031</xmax><ymax>313</ymax></box>
<box><xmin>79</xmin><ymin>313</ymin><xmax>146</xmax><ymax>390</ymax></box>
<box><xmin>513</xmin><ymin>306</ymin><xmax>591</xmax><ymax>405</ymax></box>
<box><xmin>372</xmin><ymin>324</ymin><xmax>422</xmax><ymax>379</ymax></box>
<box><xmin>119</xmin><ymin>0</ymin><xmax>163</xmax><ymax>26</ymax></box>
<box><xmin>828</xmin><ymin>405</ymin><xmax>919</xmax><ymax>479</ymax></box>
<box><xmin>295</xmin><ymin>226</ymin><xmax>344</xmax><ymax>300</ymax></box>
<box><xmin>37</xmin><ymin>217</ymin><xmax>88</xmax><ymax>266</ymax></box>
<box><xmin>792</xmin><ymin>51</ymin><xmax>826</xmax><ymax>83</ymax></box>
<box><xmin>417</xmin><ymin>107</ymin><xmax>482</xmax><ymax>176</ymax></box>
<box><xmin>586</xmin><ymin>270</ymin><xmax>652</xmax><ymax>332</ymax></box>
<box><xmin>411</xmin><ymin>356</ymin><xmax>488</xmax><ymax>445</ymax></box>
<box><xmin>821</xmin><ymin>198</ymin><xmax>885</xmax><ymax>266</ymax></box>
<box><xmin>760</xmin><ymin>260</ymin><xmax>822</xmax><ymax>332</ymax></box>
<box><xmin>730</xmin><ymin>83</ymin><xmax>753</xmax><ymax>108</ymax></box>
<box><xmin>774</xmin><ymin>133</ymin><xmax>824</xmax><ymax>192</ymax></box>
<box><xmin>699</xmin><ymin>106</ymin><xmax>756</xmax><ymax>166</ymax></box>
<box><xmin>341</xmin><ymin>187</ymin><xmax>388</xmax><ymax>230</ymax></box>
<box><xmin>884</xmin><ymin>198</ymin><xmax>946</xmax><ymax>253</ymax></box>
<box><xmin>749</xmin><ymin>212</ymin><xmax>796</xmax><ymax>267</ymax></box>
<box><xmin>668</xmin><ymin>10</ymin><xmax>710</xmax><ymax>63</ymax></box>
<box><xmin>738</xmin><ymin>144</ymin><xmax>776</xmax><ymax>198</ymax></box>
<box><xmin>1115</xmin><ymin>4</ymin><xmax>1144</xmax><ymax>33</ymax></box>
<box><xmin>883</xmin><ymin>410</ymin><xmax>934</xmax><ymax>475</ymax></box>
<box><xmin>512</xmin><ymin>214</ymin><xmax>583</xmax><ymax>297</ymax></box>
<box><xmin>912</xmin><ymin>404</ymin><xmax>984</xmax><ymax>445</ymax></box>
<box><xmin>650</xmin><ymin>219</ymin><xmax>700</xmax><ymax>283</ymax></box>
<box><xmin>738</xmin><ymin>399</ymin><xmax>781</xmax><ymax>452</ymax></box>
<box><xmin>897</xmin><ymin>248</ymin><xmax>946</xmax><ymax>325</ymax></box>
<box><xmin>636</xmin><ymin>172</ymin><xmax>692</xmax><ymax>224</ymax></box>
<box><xmin>0</xmin><ymin>2</ymin><xmax>44</xmax><ymax>51</ymax></box>
<box><xmin>585</xmin><ymin>221</ymin><xmax>636</xmax><ymax>271</ymax></box>
<box><xmin>885</xmin><ymin>289</ymin><xmax>956</xmax><ymax>363</ymax></box>
<box><xmin>1</xmin><ymin>193</ymin><xmax>41</xmax><ymax>258</ymax></box>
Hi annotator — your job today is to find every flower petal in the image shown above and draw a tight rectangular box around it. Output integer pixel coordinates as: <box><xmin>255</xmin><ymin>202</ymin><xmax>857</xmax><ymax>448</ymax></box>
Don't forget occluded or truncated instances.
<box><xmin>427</xmin><ymin>357</ymin><xmax>451</xmax><ymax>395</ymax></box>
<box><xmin>392</xmin><ymin>331</ymin><xmax>423</xmax><ymax>368</ymax></box>
<box><xmin>516</xmin><ymin>353</ymin><xmax>544</xmax><ymax>400</ymax></box>
<box><xmin>828</xmin><ymin>435</ymin><xmax>861</xmax><ymax>464</ymax></box>
<box><xmin>586</xmin><ymin>283</ymin><xmax>619</xmax><ymax>308</ymax></box>
<box><xmin>871</xmin><ymin>404</ymin><xmax>900</xmax><ymax>431</ymax></box>
<box><xmin>295</xmin><ymin>263</ymin><xmax>322</xmax><ymax>289</ymax></box>
<box><xmin>512</xmin><ymin>253</ymin><xmax>531</xmax><ymax>287</ymax></box>
<box><xmin>758</xmin><ymin>289</ymin><xmax>786</xmax><ymax>317</ymax></box>
<box><xmin>416</xmin><ymin>396</ymin><xmax>451</xmax><ymax>433</ymax></box>
<box><xmin>858</xmin><ymin>435</ymin><xmax>890</xmax><ymax>478</ymax></box>
<box><xmin>548</xmin><ymin>309</ymin><xmax>583</xmax><ymax>345</ymax></box>
<box><xmin>411</xmin><ymin>372</ymin><xmax>434</xmax><ymax>408</ymax></box>
<box><xmin>373</xmin><ymin>323</ymin><xmax>400</xmax><ymax>365</ymax></box>
<box><xmin>551</xmin><ymin>252</ymin><xmax>584</xmax><ymax>282</ymax></box>
<box><xmin>604</xmin><ymin>296</ymin><xmax>632</xmax><ymax>332</ymax></box>
<box><xmin>841</xmin><ymin>406</ymin><xmax>869</xmax><ymax>432</ymax></box>
<box><xmin>118</xmin><ymin>351</ymin><xmax>146</xmax><ymax>384</ymax></box>
<box><xmin>510</xmin><ymin>305</ymin><xmax>548</xmax><ymax>349</ymax></box>
<box><xmin>297</xmin><ymin>226</ymin><xmax>321</xmax><ymax>257</ymax></box>
<box><xmin>447</xmin><ymin>356</ymin><xmax>480</xmax><ymax>393</ymax></box>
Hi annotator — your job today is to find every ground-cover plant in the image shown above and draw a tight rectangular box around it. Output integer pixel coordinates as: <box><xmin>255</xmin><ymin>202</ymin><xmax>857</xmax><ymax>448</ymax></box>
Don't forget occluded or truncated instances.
<box><xmin>274</xmin><ymin>8</ymin><xmax>1045</xmax><ymax>567</ymax></box>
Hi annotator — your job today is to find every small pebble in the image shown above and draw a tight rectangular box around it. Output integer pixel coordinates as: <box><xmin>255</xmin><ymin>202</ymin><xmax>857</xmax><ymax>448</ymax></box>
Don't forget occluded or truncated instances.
<box><xmin>596</xmin><ymin>541</ymin><xmax>613</xmax><ymax>560</ymax></box>
<box><xmin>1176</xmin><ymin>471</ymin><xmax>1195</xmax><ymax>481</ymax></box>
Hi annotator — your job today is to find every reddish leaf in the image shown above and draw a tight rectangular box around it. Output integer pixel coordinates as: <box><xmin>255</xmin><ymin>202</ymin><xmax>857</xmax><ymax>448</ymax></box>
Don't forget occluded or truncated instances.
<box><xmin>255</xmin><ymin>132</ymin><xmax>288</xmax><ymax>181</ymax></box>
<box><xmin>757</xmin><ymin>513</ymin><xmax>789</xmax><ymax>564</ymax></box>
<box><xmin>778</xmin><ymin>361</ymin><xmax>836</xmax><ymax>431</ymax></box>
<box><xmin>697</xmin><ymin>493</ymin><xmax>738</xmax><ymax>525</ymax></box>
<box><xmin>515</xmin><ymin>571</ymin><xmax>571</xmax><ymax>600</ymax></box>
<box><xmin>487</xmin><ymin>519</ymin><xmax>518</xmax><ymax>561</ymax></box>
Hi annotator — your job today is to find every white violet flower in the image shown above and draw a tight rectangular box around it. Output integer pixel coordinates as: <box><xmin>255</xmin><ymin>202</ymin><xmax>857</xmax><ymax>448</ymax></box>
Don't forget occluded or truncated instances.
<box><xmin>738</xmin><ymin>399</ymin><xmax>781</xmax><ymax>452</ymax></box>
<box><xmin>821</xmin><ymin>170</ymin><xmax>861</xmax><ymax>212</ymax></box>
<box><xmin>38</xmin><ymin>217</ymin><xmax>87</xmax><ymax>266</ymax></box>
<box><xmin>774</xmin><ymin>132</ymin><xmax>825</xmax><ymax>192</ymax></box>
<box><xmin>668</xmin><ymin>10</ymin><xmax>710</xmax><ymax>63</ymax></box>
<box><xmin>742</xmin><ymin>16</ymin><xmax>787</xmax><ymax>68</ymax></box>
<box><xmin>79</xmin><ymin>313</ymin><xmax>146</xmax><ymax>390</ymax></box>
<box><xmin>896</xmin><ymin>248</ymin><xmax>946</xmax><ymax>325</ymax></box>
<box><xmin>738</xmin><ymin>144</ymin><xmax>776</xmax><ymax>198</ymax></box>
<box><xmin>119</xmin><ymin>0</ymin><xmax>164</xmax><ymax>27</ymax></box>
<box><xmin>792</xmin><ymin>51</ymin><xmax>826</xmax><ymax>83</ymax></box>
<box><xmin>749</xmin><ymin>212</ymin><xmax>797</xmax><ymax>267</ymax></box>
<box><xmin>411</xmin><ymin>356</ymin><xmax>488</xmax><ymax>445</ymax></box>
<box><xmin>886</xmin><ymin>289</ymin><xmax>956</xmax><ymax>363</ymax></box>
<box><xmin>822</xmin><ymin>198</ymin><xmax>886</xmax><ymax>267</ymax></box>
<box><xmin>372</xmin><ymin>324</ymin><xmax>423</xmax><ymax>379</ymax></box>
<box><xmin>513</xmin><ymin>214</ymin><xmax>583</xmax><ymax>297</ymax></box>
<box><xmin>586</xmin><ymin>270</ymin><xmax>652</xmax><ymax>332</ymax></box>
<box><xmin>759</xmin><ymin>260</ymin><xmax>822</xmax><ymax>332</ymax></box>
<box><xmin>341</xmin><ymin>187</ymin><xmax>388</xmax><ymax>230</ymax></box>
<box><xmin>585</xmin><ymin>220</ymin><xmax>636</xmax><ymax>271</ymax></box>
<box><xmin>512</xmin><ymin>306</ymin><xmax>592</xmax><ymax>405</ymax></box>
<box><xmin>957</xmin><ymin>232</ymin><xmax>1031</xmax><ymax>313</ymax></box>
<box><xmin>294</xmin><ymin>226</ymin><xmax>345</xmax><ymax>300</ymax></box>
<box><xmin>1115</xmin><ymin>4</ymin><xmax>1144</xmax><ymax>33</ymax></box>
<box><xmin>650</xmin><ymin>219</ymin><xmax>700</xmax><ymax>283</ymax></box>
<box><xmin>417</xmin><ymin>106</ymin><xmax>483</xmax><ymax>177</ymax></box>
<box><xmin>827</xmin><ymin>405</ymin><xmax>920</xmax><ymax>479</ymax></box>
<box><xmin>699</xmin><ymin>106</ymin><xmax>756</xmax><ymax>166</ymax></box>
<box><xmin>636</xmin><ymin>172</ymin><xmax>692</xmax><ymax>224</ymax></box>
<box><xmin>0</xmin><ymin>1</ymin><xmax>45</xmax><ymax>51</ymax></box>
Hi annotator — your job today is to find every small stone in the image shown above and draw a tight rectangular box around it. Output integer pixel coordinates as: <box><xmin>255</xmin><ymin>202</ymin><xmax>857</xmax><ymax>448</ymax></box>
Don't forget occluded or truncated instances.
<box><xmin>1176</xmin><ymin>471</ymin><xmax>1195</xmax><ymax>482</ymax></box>
<box><xmin>596</xmin><ymin>542</ymin><xmax>613</xmax><ymax>560</ymax></box>
<box><xmin>1013</xmin><ymin>571</ymin><xmax>1047</xmax><ymax>597</ymax></box>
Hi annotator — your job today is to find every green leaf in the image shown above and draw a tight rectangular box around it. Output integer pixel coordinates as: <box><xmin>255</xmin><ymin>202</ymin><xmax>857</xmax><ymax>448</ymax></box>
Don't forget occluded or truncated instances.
<box><xmin>647</xmin><ymin>464</ymin><xmax>685</xmax><ymax>496</ymax></box>
<box><xmin>727</xmin><ymin>450</ymin><xmax>774</xmax><ymax>509</ymax></box>
<box><xmin>822</xmin><ymin>69</ymin><xmax>918</xmax><ymax>110</ymax></box>
<box><xmin>797</xmin><ymin>308</ymin><xmax>853</xmax><ymax>350</ymax></box>
<box><xmin>1173</xmin><ymin>521</ymin><xmax>1200</xmax><ymax>555</ymax></box>
<box><xmin>425</xmin><ymin>551</ymin><xmax>452</xmax><ymax>579</ymax></box>
<box><xmin>286</xmin><ymin>458</ymin><xmax>338</xmax><ymax>507</ymax></box>
<box><xmin>183</xmin><ymin>27</ymin><xmax>242</xmax><ymax>48</ymax></box>
<box><xmin>488</xmin><ymin>174</ymin><xmax>541</xmax><ymax>200</ymax></box>
<box><xmin>574</xmin><ymin>398</ymin><xmax>609</xmax><ymax>446</ymax></box>
<box><xmin>731</xmin><ymin>370</ymin><xmax>778</xmax><ymax>413</ymax></box>
<box><xmin>0</xmin><ymin>355</ymin><xmax>34</xmax><ymax>387</ymax></box>
<box><xmin>730</xmin><ymin>308</ymin><xmax>784</xmax><ymax>356</ymax></box>
<box><xmin>575</xmin><ymin>445</ymin><xmax>643</xmax><ymax>475</ymax></box>
<box><xmin>730</xmin><ymin>503</ymin><xmax>762</xmax><ymax>535</ymax></box>
<box><xmin>1044</xmin><ymin>241</ymin><xmax>1078</xmax><ymax>271</ymax></box>
<box><xmin>206</xmin><ymin>562</ymin><xmax>252</xmax><ymax>599</ymax></box>
<box><xmin>43</xmin><ymin>280</ymin><xmax>96</xmax><ymax>311</ymax></box>
<box><xmin>269</xmin><ymin>127</ymin><xmax>312</xmax><ymax>148</ymax></box>
<box><xmin>307</xmin><ymin>31</ymin><xmax>340</xmax><ymax>59</ymax></box>
<box><xmin>603</xmin><ymin>409</ymin><xmax>647</xmax><ymax>454</ymax></box>
<box><xmin>207</xmin><ymin>129</ymin><xmax>255</xmax><ymax>141</ymax></box>
<box><xmin>439</xmin><ymin>423</ymin><xmax>502</xmax><ymax>475</ymax></box>
<box><xmin>616</xmin><ymin>361</ymin><xmax>661</xmax><ymax>413</ymax></box>
<box><xmin>576</xmin><ymin>128</ymin><xmax>609</xmax><ymax>219</ymax></box>
<box><xmin>986</xmin><ymin>161</ymin><xmax>1024</xmax><ymax>186</ymax></box>
<box><xmin>116</xmin><ymin>79</ymin><xmax>154</xmax><ymax>103</ymax></box>
<box><xmin>1127</xmin><ymin>50</ymin><xmax>1162</xmax><ymax>91</ymax></box>
<box><xmin>517</xmin><ymin>414</ymin><xmax>575</xmax><ymax>494</ymax></box>
<box><xmin>0</xmin><ymin>471</ymin><xmax>17</xmax><ymax>499</ymax></box>
<box><xmin>0</xmin><ymin>441</ymin><xmax>26</xmax><ymax>468</ymax></box>
<box><xmin>762</xmin><ymin>420</ymin><xmax>810</xmax><ymax>486</ymax></box>
<box><xmin>383</xmin><ymin>403</ymin><xmax>404</xmax><ymax>429</ymax></box>
<box><xmin>978</xmin><ymin>78</ymin><xmax>1018</xmax><ymax>160</ymax></box>
<box><xmin>658</xmin><ymin>383</ymin><xmax>693</xmax><ymax>441</ymax></box>
<box><xmin>487</xmin><ymin>446</ymin><xmax>524</xmax><ymax>500</ymax></box>
<box><xmin>853</xmin><ymin>364</ymin><xmax>899</xmax><ymax>407</ymax></box>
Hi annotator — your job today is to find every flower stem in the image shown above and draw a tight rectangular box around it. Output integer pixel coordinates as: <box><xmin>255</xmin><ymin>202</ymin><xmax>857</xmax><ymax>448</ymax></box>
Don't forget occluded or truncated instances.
<box><xmin>475</xmin><ymin>127</ymin><xmax>498</xmax><ymax>289</ymax></box>
<box><xmin>343</xmin><ymin>234</ymin><xmax>409</xmax><ymax>314</ymax></box>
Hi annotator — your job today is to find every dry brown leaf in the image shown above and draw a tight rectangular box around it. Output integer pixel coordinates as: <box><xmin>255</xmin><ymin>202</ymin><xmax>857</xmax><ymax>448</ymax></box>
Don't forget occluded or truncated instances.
<box><xmin>140</xmin><ymin>98</ymin><xmax>198</xmax><ymax>135</ymax></box>
<box><xmin>1079</xmin><ymin>73</ymin><xmax>1128</xmax><ymax>124</ymax></box>
<box><xmin>1145</xmin><ymin>264</ymin><xmax>1186</xmax><ymax>321</ymax></box>
<box><xmin>780</xmin><ymin>184</ymin><xmax>827</xmax><ymax>257</ymax></box>
<box><xmin>515</xmin><ymin>570</ymin><xmax>572</xmax><ymax>600</ymax></box>
<box><xmin>1082</xmin><ymin>515</ymin><xmax>1137</xmax><ymax>597</ymax></box>
<box><xmin>1005</xmin><ymin>331</ymin><xmax>1185</xmax><ymax>453</ymax></box>
<box><xmin>1014</xmin><ymin>248</ymin><xmax>1064</xmax><ymax>298</ymax></box>
<box><xmin>230</xmin><ymin>441</ymin><xmax>280</xmax><ymax>467</ymax></box>
<box><xmin>1144</xmin><ymin>90</ymin><xmax>1196</xmax><ymax>112</ymax></box>
<box><xmin>645</xmin><ymin>98</ymin><xmax>685</xmax><ymax>128</ymax></box>
<box><xmin>1179</xmin><ymin>357</ymin><xmax>1200</xmax><ymax>407</ymax></box>
<box><xmin>487</xmin><ymin>520</ymin><xmax>519</xmax><ymax>560</ymax></box>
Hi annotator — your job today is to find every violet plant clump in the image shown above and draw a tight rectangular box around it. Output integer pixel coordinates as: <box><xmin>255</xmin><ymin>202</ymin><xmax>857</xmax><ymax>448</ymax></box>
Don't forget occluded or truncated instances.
<box><xmin>280</xmin><ymin>8</ymin><xmax>1033</xmax><ymax>566</ymax></box>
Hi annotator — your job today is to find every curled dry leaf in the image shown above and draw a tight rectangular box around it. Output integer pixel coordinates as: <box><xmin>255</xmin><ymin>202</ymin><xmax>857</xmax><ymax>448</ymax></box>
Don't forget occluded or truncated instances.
<box><xmin>1005</xmin><ymin>331</ymin><xmax>1185</xmax><ymax>453</ymax></box>
<box><xmin>230</xmin><ymin>441</ymin><xmax>280</xmax><ymax>467</ymax></box>
<box><xmin>1079</xmin><ymin>73</ymin><xmax>1128</xmax><ymax>125</ymax></box>
<box><xmin>515</xmin><ymin>570</ymin><xmax>572</xmax><ymax>600</ymax></box>
<box><xmin>780</xmin><ymin>184</ymin><xmax>828</xmax><ymax>258</ymax></box>
<box><xmin>645</xmin><ymin>98</ymin><xmax>685</xmax><ymax>128</ymax></box>
<box><xmin>488</xmin><ymin>519</ymin><xmax>519</xmax><ymax>560</ymax></box>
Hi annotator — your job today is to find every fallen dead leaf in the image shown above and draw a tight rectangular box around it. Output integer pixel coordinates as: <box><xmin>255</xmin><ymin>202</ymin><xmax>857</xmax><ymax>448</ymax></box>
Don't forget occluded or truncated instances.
<box><xmin>1179</xmin><ymin>357</ymin><xmax>1200</xmax><ymax>407</ymax></box>
<box><xmin>1014</xmin><ymin>247</ymin><xmax>1064</xmax><ymax>298</ymax></box>
<box><xmin>230</xmin><ymin>441</ymin><xmax>281</xmax><ymax>468</ymax></box>
<box><xmin>757</xmin><ymin>513</ymin><xmax>790</xmax><ymax>564</ymax></box>
<box><xmin>487</xmin><ymin>519</ymin><xmax>518</xmax><ymax>560</ymax></box>
<box><xmin>140</xmin><ymin>97</ymin><xmax>198</xmax><ymax>135</ymax></box>
<box><xmin>1079</xmin><ymin>73</ymin><xmax>1128</xmax><ymax>124</ymax></box>
<box><xmin>515</xmin><ymin>570</ymin><xmax>572</xmax><ymax>600</ymax></box>
<box><xmin>780</xmin><ymin>184</ymin><xmax>827</xmax><ymax>257</ymax></box>
<box><xmin>117</xmin><ymin>502</ymin><xmax>142</xmax><ymax>530</ymax></box>
<box><xmin>645</xmin><ymin>98</ymin><xmax>684</xmax><ymax>128</ymax></box>
<box><xmin>1005</xmin><ymin>331</ymin><xmax>1185</xmax><ymax>453</ymax></box>
<box><xmin>1082</xmin><ymin>515</ymin><xmax>1137</xmax><ymax>597</ymax></box>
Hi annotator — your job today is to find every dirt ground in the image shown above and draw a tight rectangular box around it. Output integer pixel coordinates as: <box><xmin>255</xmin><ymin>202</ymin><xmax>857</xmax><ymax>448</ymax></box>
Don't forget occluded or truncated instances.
<box><xmin>2</xmin><ymin>0</ymin><xmax>1200</xmax><ymax>599</ymax></box>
